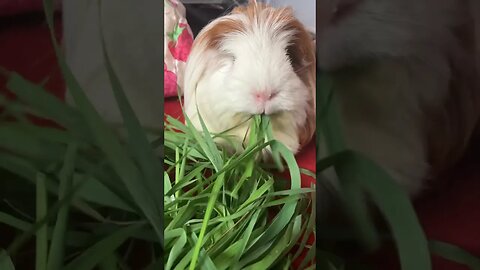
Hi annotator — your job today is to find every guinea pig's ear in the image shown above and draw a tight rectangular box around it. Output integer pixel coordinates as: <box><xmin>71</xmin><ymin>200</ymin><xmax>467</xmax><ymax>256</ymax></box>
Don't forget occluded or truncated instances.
<box><xmin>182</xmin><ymin>18</ymin><xmax>243</xmax><ymax>102</ymax></box>
<box><xmin>283</xmin><ymin>15</ymin><xmax>316</xmax><ymax>91</ymax></box>
<box><xmin>281</xmin><ymin>11</ymin><xmax>317</xmax><ymax>147</ymax></box>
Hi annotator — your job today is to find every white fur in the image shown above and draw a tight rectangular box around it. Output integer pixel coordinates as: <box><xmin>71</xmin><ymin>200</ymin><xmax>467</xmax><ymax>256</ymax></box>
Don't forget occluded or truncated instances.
<box><xmin>183</xmin><ymin>7</ymin><xmax>311</xmax><ymax>154</ymax></box>
<box><xmin>317</xmin><ymin>0</ymin><xmax>475</xmax><ymax>196</ymax></box>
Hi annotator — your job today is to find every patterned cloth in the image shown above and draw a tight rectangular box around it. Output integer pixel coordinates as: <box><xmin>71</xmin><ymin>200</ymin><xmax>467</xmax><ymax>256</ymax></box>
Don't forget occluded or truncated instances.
<box><xmin>164</xmin><ymin>0</ymin><xmax>194</xmax><ymax>98</ymax></box>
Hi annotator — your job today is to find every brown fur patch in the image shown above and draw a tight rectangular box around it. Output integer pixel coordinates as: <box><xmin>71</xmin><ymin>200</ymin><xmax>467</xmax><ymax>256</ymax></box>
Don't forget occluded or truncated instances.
<box><xmin>193</xmin><ymin>19</ymin><xmax>245</xmax><ymax>50</ymax></box>
<box><xmin>232</xmin><ymin>2</ymin><xmax>295</xmax><ymax>23</ymax></box>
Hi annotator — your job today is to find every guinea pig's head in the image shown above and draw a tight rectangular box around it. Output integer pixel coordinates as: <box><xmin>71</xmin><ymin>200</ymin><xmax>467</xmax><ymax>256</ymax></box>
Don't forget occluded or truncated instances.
<box><xmin>184</xmin><ymin>1</ymin><xmax>316</xmax><ymax>147</ymax></box>
<box><xmin>316</xmin><ymin>0</ymin><xmax>465</xmax><ymax>70</ymax></box>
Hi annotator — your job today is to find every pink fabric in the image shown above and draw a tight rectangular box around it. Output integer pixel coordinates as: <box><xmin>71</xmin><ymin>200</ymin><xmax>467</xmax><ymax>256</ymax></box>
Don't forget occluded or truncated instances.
<box><xmin>164</xmin><ymin>0</ymin><xmax>193</xmax><ymax>98</ymax></box>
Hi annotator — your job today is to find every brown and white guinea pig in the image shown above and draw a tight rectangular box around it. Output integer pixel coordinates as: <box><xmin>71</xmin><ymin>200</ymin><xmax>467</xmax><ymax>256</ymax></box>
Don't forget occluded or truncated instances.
<box><xmin>182</xmin><ymin>0</ymin><xmax>316</xmax><ymax>154</ymax></box>
<box><xmin>317</xmin><ymin>0</ymin><xmax>480</xmax><ymax>197</ymax></box>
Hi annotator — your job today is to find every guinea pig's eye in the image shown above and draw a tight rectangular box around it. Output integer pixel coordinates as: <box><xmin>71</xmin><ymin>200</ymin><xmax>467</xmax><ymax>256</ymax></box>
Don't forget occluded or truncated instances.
<box><xmin>221</xmin><ymin>51</ymin><xmax>236</xmax><ymax>62</ymax></box>
<box><xmin>224</xmin><ymin>53</ymin><xmax>235</xmax><ymax>63</ymax></box>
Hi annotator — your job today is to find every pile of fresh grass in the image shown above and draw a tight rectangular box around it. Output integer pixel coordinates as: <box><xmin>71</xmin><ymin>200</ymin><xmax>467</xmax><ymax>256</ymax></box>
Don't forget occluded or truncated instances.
<box><xmin>164</xmin><ymin>114</ymin><xmax>315</xmax><ymax>269</ymax></box>
<box><xmin>0</xmin><ymin>0</ymin><xmax>315</xmax><ymax>269</ymax></box>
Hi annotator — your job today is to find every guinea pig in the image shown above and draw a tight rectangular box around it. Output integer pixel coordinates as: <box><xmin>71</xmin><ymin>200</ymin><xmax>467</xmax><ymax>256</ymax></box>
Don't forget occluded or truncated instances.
<box><xmin>182</xmin><ymin>0</ymin><xmax>316</xmax><ymax>155</ymax></box>
<box><xmin>316</xmin><ymin>0</ymin><xmax>480</xmax><ymax>197</ymax></box>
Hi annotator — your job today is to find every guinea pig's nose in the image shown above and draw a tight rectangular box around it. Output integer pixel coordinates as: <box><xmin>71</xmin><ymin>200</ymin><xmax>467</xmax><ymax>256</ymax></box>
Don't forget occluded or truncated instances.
<box><xmin>254</xmin><ymin>92</ymin><xmax>271</xmax><ymax>103</ymax></box>
<box><xmin>254</xmin><ymin>91</ymin><xmax>275</xmax><ymax>103</ymax></box>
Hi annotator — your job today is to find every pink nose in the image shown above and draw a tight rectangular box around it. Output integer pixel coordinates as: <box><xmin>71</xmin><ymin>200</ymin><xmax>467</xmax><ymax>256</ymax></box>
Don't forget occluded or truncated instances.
<box><xmin>254</xmin><ymin>92</ymin><xmax>274</xmax><ymax>103</ymax></box>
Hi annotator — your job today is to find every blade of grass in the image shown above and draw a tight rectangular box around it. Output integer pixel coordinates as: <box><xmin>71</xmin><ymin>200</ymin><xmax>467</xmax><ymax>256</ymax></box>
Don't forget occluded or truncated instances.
<box><xmin>230</xmin><ymin>118</ymin><xmax>262</xmax><ymax>198</ymax></box>
<box><xmin>342</xmin><ymin>152</ymin><xmax>431</xmax><ymax>270</ymax></box>
<box><xmin>63</xmin><ymin>223</ymin><xmax>144</xmax><ymax>270</ymax></box>
<box><xmin>243</xmin><ymin>141</ymin><xmax>300</xmax><ymax>257</ymax></box>
<box><xmin>216</xmin><ymin>209</ymin><xmax>261</xmax><ymax>270</ymax></box>
<box><xmin>185</xmin><ymin>233</ymin><xmax>218</xmax><ymax>270</ymax></box>
<box><xmin>47</xmin><ymin>143</ymin><xmax>77</xmax><ymax>270</ymax></box>
<box><xmin>189</xmin><ymin>163</ymin><xmax>228</xmax><ymax>270</ymax></box>
<box><xmin>317</xmin><ymin>73</ymin><xmax>381</xmax><ymax>251</ymax></box>
<box><xmin>297</xmin><ymin>243</ymin><xmax>316</xmax><ymax>270</ymax></box>
<box><xmin>336</xmin><ymin>167</ymin><xmax>379</xmax><ymax>251</ymax></box>
<box><xmin>244</xmin><ymin>215</ymin><xmax>301</xmax><ymax>269</ymax></box>
<box><xmin>6</xmin><ymin>74</ymin><xmax>91</xmax><ymax>142</ymax></box>
<box><xmin>165</xmin><ymin>229</ymin><xmax>187</xmax><ymax>270</ymax></box>
<box><xmin>214</xmin><ymin>241</ymin><xmax>243</xmax><ymax>270</ymax></box>
<box><xmin>73</xmin><ymin>175</ymin><xmax>135</xmax><ymax>213</ymax></box>
<box><xmin>261</xmin><ymin>115</ymin><xmax>284</xmax><ymax>171</ymax></box>
<box><xmin>165</xmin><ymin>204</ymin><xmax>195</xmax><ymax>231</ymax></box>
<box><xmin>164</xmin><ymin>172</ymin><xmax>173</xmax><ymax>196</ymax></box>
<box><xmin>430</xmin><ymin>241</ymin><xmax>480</xmax><ymax>270</ymax></box>
<box><xmin>7</xmin><ymin>178</ymin><xmax>86</xmax><ymax>255</ymax></box>
<box><xmin>0</xmin><ymin>250</ymin><xmax>15</xmax><ymax>270</ymax></box>
<box><xmin>36</xmin><ymin>173</ymin><xmax>48</xmax><ymax>270</ymax></box>
<box><xmin>317</xmin><ymin>74</ymin><xmax>343</xmax><ymax>155</ymax></box>
<box><xmin>293</xmin><ymin>196</ymin><xmax>316</xmax><ymax>262</ymax></box>
<box><xmin>0</xmin><ymin>153</ymin><xmax>122</xmax><ymax>221</ymax></box>
<box><xmin>237</xmin><ymin>179</ymin><xmax>273</xmax><ymax>211</ymax></box>
<box><xmin>0</xmin><ymin>212</ymin><xmax>31</xmax><ymax>231</ymax></box>
<box><xmin>0</xmin><ymin>124</ymin><xmax>66</xmax><ymax>164</ymax></box>
<box><xmin>183</xmin><ymin>110</ymin><xmax>224</xmax><ymax>172</ymax></box>
<box><xmin>72</xmin><ymin>162</ymin><xmax>138</xmax><ymax>213</ymax></box>
<box><xmin>0</xmin><ymin>122</ymin><xmax>75</xmax><ymax>145</ymax></box>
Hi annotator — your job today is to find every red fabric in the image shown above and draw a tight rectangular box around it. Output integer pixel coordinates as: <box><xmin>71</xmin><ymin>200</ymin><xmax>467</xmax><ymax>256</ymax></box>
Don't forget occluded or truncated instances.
<box><xmin>0</xmin><ymin>14</ymin><xmax>64</xmax><ymax>99</ymax></box>
<box><xmin>1</xmin><ymin>13</ymin><xmax>479</xmax><ymax>270</ymax></box>
<box><xmin>0</xmin><ymin>0</ymin><xmax>61</xmax><ymax>17</ymax></box>
<box><xmin>0</xmin><ymin>0</ymin><xmax>43</xmax><ymax>17</ymax></box>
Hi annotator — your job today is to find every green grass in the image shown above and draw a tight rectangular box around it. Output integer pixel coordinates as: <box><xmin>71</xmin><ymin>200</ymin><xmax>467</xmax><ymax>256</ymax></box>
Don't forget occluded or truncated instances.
<box><xmin>0</xmin><ymin>0</ymin><xmax>480</xmax><ymax>269</ymax></box>
<box><xmin>163</xmin><ymin>113</ymin><xmax>315</xmax><ymax>269</ymax></box>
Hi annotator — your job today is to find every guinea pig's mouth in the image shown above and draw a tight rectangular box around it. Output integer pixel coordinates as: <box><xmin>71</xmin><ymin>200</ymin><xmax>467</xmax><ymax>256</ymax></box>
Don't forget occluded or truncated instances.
<box><xmin>256</xmin><ymin>112</ymin><xmax>281</xmax><ymax>118</ymax></box>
